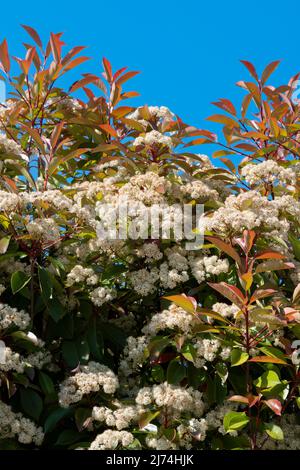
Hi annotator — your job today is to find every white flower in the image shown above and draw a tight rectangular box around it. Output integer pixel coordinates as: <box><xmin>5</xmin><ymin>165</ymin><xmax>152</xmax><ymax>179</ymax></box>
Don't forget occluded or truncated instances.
<box><xmin>89</xmin><ymin>430</ymin><xmax>134</xmax><ymax>450</ymax></box>
<box><xmin>58</xmin><ymin>362</ymin><xmax>119</xmax><ymax>407</ymax></box>
<box><xmin>0</xmin><ymin>400</ymin><xmax>44</xmax><ymax>445</ymax></box>
<box><xmin>90</xmin><ymin>286</ymin><xmax>117</xmax><ymax>306</ymax></box>
<box><xmin>133</xmin><ymin>130</ymin><xmax>174</xmax><ymax>150</ymax></box>
<box><xmin>241</xmin><ymin>161</ymin><xmax>296</xmax><ymax>186</ymax></box>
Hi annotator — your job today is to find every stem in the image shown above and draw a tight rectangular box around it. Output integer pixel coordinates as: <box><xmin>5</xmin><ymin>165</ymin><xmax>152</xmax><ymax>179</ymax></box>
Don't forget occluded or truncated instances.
<box><xmin>30</xmin><ymin>257</ymin><xmax>35</xmax><ymax>319</ymax></box>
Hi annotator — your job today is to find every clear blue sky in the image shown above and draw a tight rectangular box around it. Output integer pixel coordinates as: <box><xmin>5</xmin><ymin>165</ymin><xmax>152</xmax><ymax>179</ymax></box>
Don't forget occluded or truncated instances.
<box><xmin>1</xmin><ymin>0</ymin><xmax>300</xmax><ymax>160</ymax></box>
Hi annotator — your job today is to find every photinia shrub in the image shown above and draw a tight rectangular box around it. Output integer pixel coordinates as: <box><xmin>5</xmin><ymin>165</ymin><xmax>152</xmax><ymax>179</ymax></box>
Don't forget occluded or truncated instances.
<box><xmin>0</xmin><ymin>27</ymin><xmax>300</xmax><ymax>450</ymax></box>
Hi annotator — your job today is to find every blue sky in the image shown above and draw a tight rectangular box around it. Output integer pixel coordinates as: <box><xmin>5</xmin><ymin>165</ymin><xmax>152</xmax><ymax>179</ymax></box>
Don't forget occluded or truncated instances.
<box><xmin>1</xmin><ymin>0</ymin><xmax>300</xmax><ymax>161</ymax></box>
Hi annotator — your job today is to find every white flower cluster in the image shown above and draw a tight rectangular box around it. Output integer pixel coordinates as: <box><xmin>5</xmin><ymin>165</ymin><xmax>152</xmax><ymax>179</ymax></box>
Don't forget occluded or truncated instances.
<box><xmin>135</xmin><ymin>382</ymin><xmax>205</xmax><ymax>417</ymax></box>
<box><xmin>182</xmin><ymin>180</ymin><xmax>220</xmax><ymax>202</ymax></box>
<box><xmin>89</xmin><ymin>430</ymin><xmax>134</xmax><ymax>450</ymax></box>
<box><xmin>128</xmin><ymin>105</ymin><xmax>175</xmax><ymax>124</ymax></box>
<box><xmin>201</xmin><ymin>190</ymin><xmax>300</xmax><ymax>239</ymax></box>
<box><xmin>0</xmin><ymin>190</ymin><xmax>22</xmax><ymax>212</ymax></box>
<box><xmin>189</xmin><ymin>255</ymin><xmax>229</xmax><ymax>284</ymax></box>
<box><xmin>92</xmin><ymin>402</ymin><xmax>141</xmax><ymax>430</ymax></box>
<box><xmin>118</xmin><ymin>172</ymin><xmax>171</xmax><ymax>204</ymax></box>
<box><xmin>129</xmin><ymin>251</ymin><xmax>229</xmax><ymax>296</ymax></box>
<box><xmin>90</xmin><ymin>286</ymin><xmax>117</xmax><ymax>307</ymax></box>
<box><xmin>119</xmin><ymin>336</ymin><xmax>148</xmax><ymax>378</ymax></box>
<box><xmin>128</xmin><ymin>268</ymin><xmax>159</xmax><ymax>296</ymax></box>
<box><xmin>241</xmin><ymin>161</ymin><xmax>296</xmax><ymax>186</ymax></box>
<box><xmin>66</xmin><ymin>265</ymin><xmax>98</xmax><ymax>287</ymax></box>
<box><xmin>142</xmin><ymin>304</ymin><xmax>198</xmax><ymax>336</ymax></box>
<box><xmin>0</xmin><ymin>303</ymin><xmax>30</xmax><ymax>331</ymax></box>
<box><xmin>159</xmin><ymin>261</ymin><xmax>189</xmax><ymax>289</ymax></box>
<box><xmin>177</xmin><ymin>418</ymin><xmax>208</xmax><ymax>448</ymax></box>
<box><xmin>0</xmin><ymin>133</ymin><xmax>28</xmax><ymax>161</ymax></box>
<box><xmin>0</xmin><ymin>400</ymin><xmax>44</xmax><ymax>446</ymax></box>
<box><xmin>0</xmin><ymin>346</ymin><xmax>51</xmax><ymax>373</ymax></box>
<box><xmin>193</xmin><ymin>338</ymin><xmax>231</xmax><ymax>365</ymax></box>
<box><xmin>29</xmin><ymin>190</ymin><xmax>74</xmax><ymax>212</ymax></box>
<box><xmin>26</xmin><ymin>218</ymin><xmax>61</xmax><ymax>245</ymax></box>
<box><xmin>146</xmin><ymin>435</ymin><xmax>177</xmax><ymax>450</ymax></box>
<box><xmin>58</xmin><ymin>361</ymin><xmax>119</xmax><ymax>407</ymax></box>
<box><xmin>133</xmin><ymin>130</ymin><xmax>174</xmax><ymax>150</ymax></box>
<box><xmin>136</xmin><ymin>242</ymin><xmax>163</xmax><ymax>262</ymax></box>
<box><xmin>212</xmin><ymin>302</ymin><xmax>240</xmax><ymax>319</ymax></box>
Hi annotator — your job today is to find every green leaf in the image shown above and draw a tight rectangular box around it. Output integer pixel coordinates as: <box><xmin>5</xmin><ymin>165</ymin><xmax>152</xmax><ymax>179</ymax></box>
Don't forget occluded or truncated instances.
<box><xmin>20</xmin><ymin>388</ymin><xmax>43</xmax><ymax>421</ymax></box>
<box><xmin>139</xmin><ymin>410</ymin><xmax>160</xmax><ymax>429</ymax></box>
<box><xmin>44</xmin><ymin>408</ymin><xmax>72</xmax><ymax>433</ymax></box>
<box><xmin>47</xmin><ymin>298</ymin><xmax>66</xmax><ymax>322</ymax></box>
<box><xmin>0</xmin><ymin>235</ymin><xmax>11</xmax><ymax>254</ymax></box>
<box><xmin>289</xmin><ymin>234</ymin><xmax>300</xmax><ymax>261</ymax></box>
<box><xmin>216</xmin><ymin>362</ymin><xmax>228</xmax><ymax>383</ymax></box>
<box><xmin>166</xmin><ymin>359</ymin><xmax>187</xmax><ymax>384</ymax></box>
<box><xmin>11</xmin><ymin>271</ymin><xmax>31</xmax><ymax>294</ymax></box>
<box><xmin>231</xmin><ymin>349</ymin><xmax>249</xmax><ymax>367</ymax></box>
<box><xmin>87</xmin><ymin>319</ymin><xmax>103</xmax><ymax>361</ymax></box>
<box><xmin>76</xmin><ymin>337</ymin><xmax>90</xmax><ymax>362</ymax></box>
<box><xmin>181</xmin><ymin>343</ymin><xmax>196</xmax><ymax>363</ymax></box>
<box><xmin>253</xmin><ymin>370</ymin><xmax>281</xmax><ymax>389</ymax></box>
<box><xmin>264</xmin><ymin>422</ymin><xmax>284</xmax><ymax>441</ymax></box>
<box><xmin>75</xmin><ymin>408</ymin><xmax>91</xmax><ymax>432</ymax></box>
<box><xmin>151</xmin><ymin>365</ymin><xmax>165</xmax><ymax>382</ymax></box>
<box><xmin>39</xmin><ymin>372</ymin><xmax>55</xmax><ymax>396</ymax></box>
<box><xmin>55</xmin><ymin>429</ymin><xmax>81</xmax><ymax>446</ymax></box>
<box><xmin>38</xmin><ymin>266</ymin><xmax>53</xmax><ymax>302</ymax></box>
<box><xmin>223</xmin><ymin>411</ymin><xmax>250</xmax><ymax>433</ymax></box>
<box><xmin>62</xmin><ymin>341</ymin><xmax>79</xmax><ymax>368</ymax></box>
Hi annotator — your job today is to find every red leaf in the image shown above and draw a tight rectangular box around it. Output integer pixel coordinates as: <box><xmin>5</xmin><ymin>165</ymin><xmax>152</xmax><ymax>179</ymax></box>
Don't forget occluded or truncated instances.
<box><xmin>261</xmin><ymin>61</ymin><xmax>280</xmax><ymax>85</ymax></box>
<box><xmin>263</xmin><ymin>399</ymin><xmax>282</xmax><ymax>416</ymax></box>
<box><xmin>228</xmin><ymin>395</ymin><xmax>249</xmax><ymax>404</ymax></box>
<box><xmin>0</xmin><ymin>39</ymin><xmax>10</xmax><ymax>73</ymax></box>
<box><xmin>212</xmin><ymin>98</ymin><xmax>237</xmax><ymax>116</ymax></box>
<box><xmin>61</xmin><ymin>46</ymin><xmax>87</xmax><ymax>66</ymax></box>
<box><xmin>111</xmin><ymin>106</ymin><xmax>134</xmax><ymax>118</ymax></box>
<box><xmin>113</xmin><ymin>67</ymin><xmax>127</xmax><ymax>81</ymax></box>
<box><xmin>69</xmin><ymin>74</ymin><xmax>107</xmax><ymax>93</ymax></box>
<box><xmin>50</xmin><ymin>33</ymin><xmax>63</xmax><ymax>63</ymax></box>
<box><xmin>234</xmin><ymin>230</ymin><xmax>256</xmax><ymax>255</ymax></box>
<box><xmin>21</xmin><ymin>25</ymin><xmax>42</xmax><ymax>49</ymax></box>
<box><xmin>64</xmin><ymin>56</ymin><xmax>90</xmax><ymax>71</ymax></box>
<box><xmin>99</xmin><ymin>124</ymin><xmax>118</xmax><ymax>138</ymax></box>
<box><xmin>206</xmin><ymin>114</ymin><xmax>238</xmax><ymax>127</ymax></box>
<box><xmin>102</xmin><ymin>57</ymin><xmax>113</xmax><ymax>83</ymax></box>
<box><xmin>250</xmin><ymin>288</ymin><xmax>277</xmax><ymax>304</ymax></box>
<box><xmin>208</xmin><ymin>282</ymin><xmax>245</xmax><ymax>310</ymax></box>
<box><xmin>206</xmin><ymin>236</ymin><xmax>242</xmax><ymax>268</ymax></box>
<box><xmin>240</xmin><ymin>60</ymin><xmax>259</xmax><ymax>81</ymax></box>
<box><xmin>254</xmin><ymin>250</ymin><xmax>286</xmax><ymax>260</ymax></box>
<box><xmin>121</xmin><ymin>91</ymin><xmax>140</xmax><ymax>99</ymax></box>
<box><xmin>116</xmin><ymin>71</ymin><xmax>139</xmax><ymax>86</ymax></box>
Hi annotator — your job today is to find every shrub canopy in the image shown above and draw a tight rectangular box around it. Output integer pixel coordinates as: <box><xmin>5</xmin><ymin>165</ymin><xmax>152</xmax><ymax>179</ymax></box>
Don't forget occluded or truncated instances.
<box><xmin>0</xmin><ymin>27</ymin><xmax>300</xmax><ymax>450</ymax></box>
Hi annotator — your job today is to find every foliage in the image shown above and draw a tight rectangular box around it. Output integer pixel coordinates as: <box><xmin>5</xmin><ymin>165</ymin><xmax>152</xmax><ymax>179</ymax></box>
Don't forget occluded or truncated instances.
<box><xmin>0</xmin><ymin>29</ymin><xmax>300</xmax><ymax>450</ymax></box>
